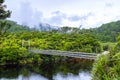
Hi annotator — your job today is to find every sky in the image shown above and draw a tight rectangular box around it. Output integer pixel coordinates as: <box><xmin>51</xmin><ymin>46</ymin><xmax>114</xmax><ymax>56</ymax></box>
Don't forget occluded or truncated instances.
<box><xmin>5</xmin><ymin>0</ymin><xmax>120</xmax><ymax>28</ymax></box>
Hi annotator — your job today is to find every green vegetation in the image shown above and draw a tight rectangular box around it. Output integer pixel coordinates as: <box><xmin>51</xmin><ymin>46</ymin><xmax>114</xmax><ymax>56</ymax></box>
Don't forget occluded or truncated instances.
<box><xmin>0</xmin><ymin>0</ymin><xmax>11</xmax><ymax>37</ymax></box>
<box><xmin>101</xmin><ymin>42</ymin><xmax>116</xmax><ymax>51</ymax></box>
<box><xmin>0</xmin><ymin>60</ymin><xmax>93</xmax><ymax>79</ymax></box>
<box><xmin>7</xmin><ymin>21</ymin><xmax>31</xmax><ymax>32</ymax></box>
<box><xmin>0</xmin><ymin>12</ymin><xmax>102</xmax><ymax>65</ymax></box>
<box><xmin>92</xmin><ymin>21</ymin><xmax>120</xmax><ymax>42</ymax></box>
<box><xmin>91</xmin><ymin>36</ymin><xmax>120</xmax><ymax>80</ymax></box>
<box><xmin>0</xmin><ymin>29</ymin><xmax>101</xmax><ymax>65</ymax></box>
<box><xmin>1</xmin><ymin>0</ymin><xmax>120</xmax><ymax>79</ymax></box>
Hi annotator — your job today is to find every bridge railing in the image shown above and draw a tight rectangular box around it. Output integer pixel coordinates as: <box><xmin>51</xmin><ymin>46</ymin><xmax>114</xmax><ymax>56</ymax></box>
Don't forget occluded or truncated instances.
<box><xmin>28</xmin><ymin>49</ymin><xmax>99</xmax><ymax>60</ymax></box>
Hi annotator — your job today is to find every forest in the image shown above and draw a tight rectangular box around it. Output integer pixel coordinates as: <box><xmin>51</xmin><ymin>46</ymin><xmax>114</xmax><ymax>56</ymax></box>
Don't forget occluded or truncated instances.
<box><xmin>0</xmin><ymin>0</ymin><xmax>120</xmax><ymax>79</ymax></box>
<box><xmin>1</xmin><ymin>19</ymin><xmax>120</xmax><ymax>65</ymax></box>
<box><xmin>0</xmin><ymin>21</ymin><xmax>102</xmax><ymax>65</ymax></box>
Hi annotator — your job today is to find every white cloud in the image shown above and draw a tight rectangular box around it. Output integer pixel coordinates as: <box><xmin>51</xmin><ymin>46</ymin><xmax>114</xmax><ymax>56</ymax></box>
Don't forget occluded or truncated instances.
<box><xmin>5</xmin><ymin>0</ymin><xmax>120</xmax><ymax>28</ymax></box>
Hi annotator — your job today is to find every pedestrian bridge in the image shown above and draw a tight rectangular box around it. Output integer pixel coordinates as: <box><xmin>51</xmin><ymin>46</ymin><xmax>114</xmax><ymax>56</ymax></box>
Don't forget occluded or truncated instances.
<box><xmin>29</xmin><ymin>50</ymin><xmax>99</xmax><ymax>60</ymax></box>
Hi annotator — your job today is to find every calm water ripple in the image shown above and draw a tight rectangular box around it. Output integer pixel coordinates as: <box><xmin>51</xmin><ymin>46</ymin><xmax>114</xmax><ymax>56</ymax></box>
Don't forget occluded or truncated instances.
<box><xmin>0</xmin><ymin>59</ymin><xmax>93</xmax><ymax>80</ymax></box>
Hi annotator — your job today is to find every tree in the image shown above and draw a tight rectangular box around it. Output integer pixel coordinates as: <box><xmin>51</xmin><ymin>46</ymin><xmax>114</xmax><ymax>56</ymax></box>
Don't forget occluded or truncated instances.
<box><xmin>59</xmin><ymin>26</ymin><xmax>72</xmax><ymax>33</ymax></box>
<box><xmin>0</xmin><ymin>0</ymin><xmax>11</xmax><ymax>19</ymax></box>
<box><xmin>0</xmin><ymin>0</ymin><xmax>11</xmax><ymax>37</ymax></box>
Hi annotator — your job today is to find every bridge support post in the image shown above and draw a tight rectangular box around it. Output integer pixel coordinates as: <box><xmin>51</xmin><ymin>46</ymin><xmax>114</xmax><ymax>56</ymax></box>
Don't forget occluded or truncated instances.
<box><xmin>22</xmin><ymin>39</ymin><xmax>24</xmax><ymax>48</ymax></box>
<box><xmin>22</xmin><ymin>39</ymin><xmax>30</xmax><ymax>49</ymax></box>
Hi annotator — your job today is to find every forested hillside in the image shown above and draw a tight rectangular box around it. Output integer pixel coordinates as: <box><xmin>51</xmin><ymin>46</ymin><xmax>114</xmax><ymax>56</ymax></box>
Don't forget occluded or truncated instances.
<box><xmin>3</xmin><ymin>20</ymin><xmax>31</xmax><ymax>32</ymax></box>
<box><xmin>0</xmin><ymin>21</ymin><xmax>102</xmax><ymax>65</ymax></box>
<box><xmin>93</xmin><ymin>20</ymin><xmax>120</xmax><ymax>42</ymax></box>
<box><xmin>1</xmin><ymin>0</ymin><xmax>120</xmax><ymax>79</ymax></box>
<box><xmin>7</xmin><ymin>20</ymin><xmax>58</xmax><ymax>32</ymax></box>
<box><xmin>8</xmin><ymin>20</ymin><xmax>120</xmax><ymax>42</ymax></box>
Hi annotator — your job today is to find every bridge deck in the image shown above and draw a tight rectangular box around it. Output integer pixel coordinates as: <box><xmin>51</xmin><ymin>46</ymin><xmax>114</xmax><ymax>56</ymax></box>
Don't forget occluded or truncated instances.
<box><xmin>29</xmin><ymin>50</ymin><xmax>99</xmax><ymax>60</ymax></box>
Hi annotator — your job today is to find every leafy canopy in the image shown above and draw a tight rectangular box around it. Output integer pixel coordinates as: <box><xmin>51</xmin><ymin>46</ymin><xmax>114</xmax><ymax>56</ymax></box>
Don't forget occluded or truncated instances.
<box><xmin>0</xmin><ymin>0</ymin><xmax>11</xmax><ymax>37</ymax></box>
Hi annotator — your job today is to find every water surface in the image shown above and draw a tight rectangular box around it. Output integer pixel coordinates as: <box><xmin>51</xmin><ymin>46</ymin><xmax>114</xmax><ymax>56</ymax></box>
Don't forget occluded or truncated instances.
<box><xmin>0</xmin><ymin>59</ymin><xmax>93</xmax><ymax>80</ymax></box>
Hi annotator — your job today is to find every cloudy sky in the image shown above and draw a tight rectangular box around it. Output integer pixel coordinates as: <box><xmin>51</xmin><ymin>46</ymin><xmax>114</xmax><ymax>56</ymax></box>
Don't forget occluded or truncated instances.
<box><xmin>5</xmin><ymin>0</ymin><xmax>120</xmax><ymax>28</ymax></box>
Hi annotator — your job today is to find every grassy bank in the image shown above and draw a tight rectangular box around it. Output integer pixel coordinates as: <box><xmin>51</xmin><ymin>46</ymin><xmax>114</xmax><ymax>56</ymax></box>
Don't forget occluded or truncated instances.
<box><xmin>91</xmin><ymin>41</ymin><xmax>120</xmax><ymax>80</ymax></box>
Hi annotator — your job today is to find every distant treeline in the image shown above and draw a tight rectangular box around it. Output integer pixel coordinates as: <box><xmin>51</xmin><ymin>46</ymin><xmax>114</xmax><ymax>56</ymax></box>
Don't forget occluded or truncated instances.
<box><xmin>7</xmin><ymin>20</ymin><xmax>120</xmax><ymax>42</ymax></box>
<box><xmin>1</xmin><ymin>19</ymin><xmax>120</xmax><ymax>65</ymax></box>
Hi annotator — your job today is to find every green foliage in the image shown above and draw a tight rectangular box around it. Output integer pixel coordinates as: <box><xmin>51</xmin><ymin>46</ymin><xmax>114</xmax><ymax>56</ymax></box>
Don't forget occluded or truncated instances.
<box><xmin>0</xmin><ymin>38</ymin><xmax>28</xmax><ymax>65</ymax></box>
<box><xmin>7</xmin><ymin>21</ymin><xmax>31</xmax><ymax>32</ymax></box>
<box><xmin>0</xmin><ymin>0</ymin><xmax>11</xmax><ymax>37</ymax></box>
<box><xmin>92</xmin><ymin>37</ymin><xmax>120</xmax><ymax>80</ymax></box>
<box><xmin>93</xmin><ymin>21</ymin><xmax>120</xmax><ymax>42</ymax></box>
<box><xmin>0</xmin><ymin>0</ymin><xmax>11</xmax><ymax>19</ymax></box>
<box><xmin>6</xmin><ymin>20</ymin><xmax>120</xmax><ymax>43</ymax></box>
<box><xmin>92</xmin><ymin>52</ymin><xmax>120</xmax><ymax>80</ymax></box>
<box><xmin>92</xmin><ymin>54</ymin><xmax>110</xmax><ymax>80</ymax></box>
<box><xmin>13</xmin><ymin>31</ymin><xmax>101</xmax><ymax>53</ymax></box>
<box><xmin>0</xmin><ymin>36</ymin><xmax>43</xmax><ymax>65</ymax></box>
<box><xmin>113</xmin><ymin>36</ymin><xmax>120</xmax><ymax>53</ymax></box>
<box><xmin>0</xmin><ymin>30</ymin><xmax>102</xmax><ymax>65</ymax></box>
<box><xmin>101</xmin><ymin>42</ymin><xmax>116</xmax><ymax>51</ymax></box>
<box><xmin>0</xmin><ymin>20</ymin><xmax>12</xmax><ymax>37</ymax></box>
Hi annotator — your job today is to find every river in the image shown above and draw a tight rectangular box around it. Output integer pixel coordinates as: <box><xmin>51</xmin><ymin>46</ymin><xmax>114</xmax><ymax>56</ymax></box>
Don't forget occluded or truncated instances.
<box><xmin>0</xmin><ymin>59</ymin><xmax>93</xmax><ymax>80</ymax></box>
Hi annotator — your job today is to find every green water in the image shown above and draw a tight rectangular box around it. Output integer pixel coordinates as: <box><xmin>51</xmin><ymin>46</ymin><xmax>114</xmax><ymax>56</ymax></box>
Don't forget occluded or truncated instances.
<box><xmin>0</xmin><ymin>59</ymin><xmax>93</xmax><ymax>80</ymax></box>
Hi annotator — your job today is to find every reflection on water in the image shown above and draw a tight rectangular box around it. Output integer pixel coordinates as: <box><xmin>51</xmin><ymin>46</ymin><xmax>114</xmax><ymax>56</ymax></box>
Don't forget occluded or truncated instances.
<box><xmin>53</xmin><ymin>72</ymin><xmax>91</xmax><ymax>80</ymax></box>
<box><xmin>1</xmin><ymin>74</ymin><xmax>48</xmax><ymax>80</ymax></box>
<box><xmin>0</xmin><ymin>59</ymin><xmax>93</xmax><ymax>80</ymax></box>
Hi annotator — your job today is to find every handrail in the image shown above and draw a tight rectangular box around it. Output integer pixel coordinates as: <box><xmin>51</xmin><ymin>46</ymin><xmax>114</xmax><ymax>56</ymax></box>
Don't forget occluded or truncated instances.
<box><xmin>28</xmin><ymin>50</ymin><xmax>99</xmax><ymax>60</ymax></box>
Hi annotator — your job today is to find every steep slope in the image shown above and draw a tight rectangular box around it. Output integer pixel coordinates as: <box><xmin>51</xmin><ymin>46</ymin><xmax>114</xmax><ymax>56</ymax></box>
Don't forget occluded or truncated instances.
<box><xmin>7</xmin><ymin>20</ymin><xmax>120</xmax><ymax>42</ymax></box>
<box><xmin>8</xmin><ymin>20</ymin><xmax>58</xmax><ymax>32</ymax></box>
<box><xmin>7</xmin><ymin>20</ymin><xmax>31</xmax><ymax>32</ymax></box>
<box><xmin>93</xmin><ymin>20</ymin><xmax>120</xmax><ymax>42</ymax></box>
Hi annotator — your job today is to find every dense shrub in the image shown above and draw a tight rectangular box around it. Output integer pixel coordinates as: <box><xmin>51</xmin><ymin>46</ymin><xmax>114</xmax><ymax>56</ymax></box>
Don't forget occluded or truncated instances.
<box><xmin>92</xmin><ymin>37</ymin><xmax>120</xmax><ymax>80</ymax></box>
<box><xmin>0</xmin><ymin>42</ymin><xmax>28</xmax><ymax>65</ymax></box>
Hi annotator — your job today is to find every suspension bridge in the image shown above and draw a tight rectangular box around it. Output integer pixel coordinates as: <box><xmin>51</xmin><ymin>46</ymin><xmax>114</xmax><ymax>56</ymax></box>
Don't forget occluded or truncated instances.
<box><xmin>29</xmin><ymin>50</ymin><xmax>99</xmax><ymax>60</ymax></box>
<box><xmin>22</xmin><ymin>40</ymin><xmax>100</xmax><ymax>60</ymax></box>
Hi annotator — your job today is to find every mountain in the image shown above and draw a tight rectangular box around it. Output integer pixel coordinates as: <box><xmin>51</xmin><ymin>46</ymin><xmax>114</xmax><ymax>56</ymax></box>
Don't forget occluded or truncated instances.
<box><xmin>32</xmin><ymin>23</ymin><xmax>58</xmax><ymax>31</ymax></box>
<box><xmin>7</xmin><ymin>21</ymin><xmax>58</xmax><ymax>32</ymax></box>
<box><xmin>7</xmin><ymin>20</ymin><xmax>120</xmax><ymax>42</ymax></box>
<box><xmin>7</xmin><ymin>20</ymin><xmax>31</xmax><ymax>32</ymax></box>
<box><xmin>93</xmin><ymin>20</ymin><xmax>120</xmax><ymax>42</ymax></box>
